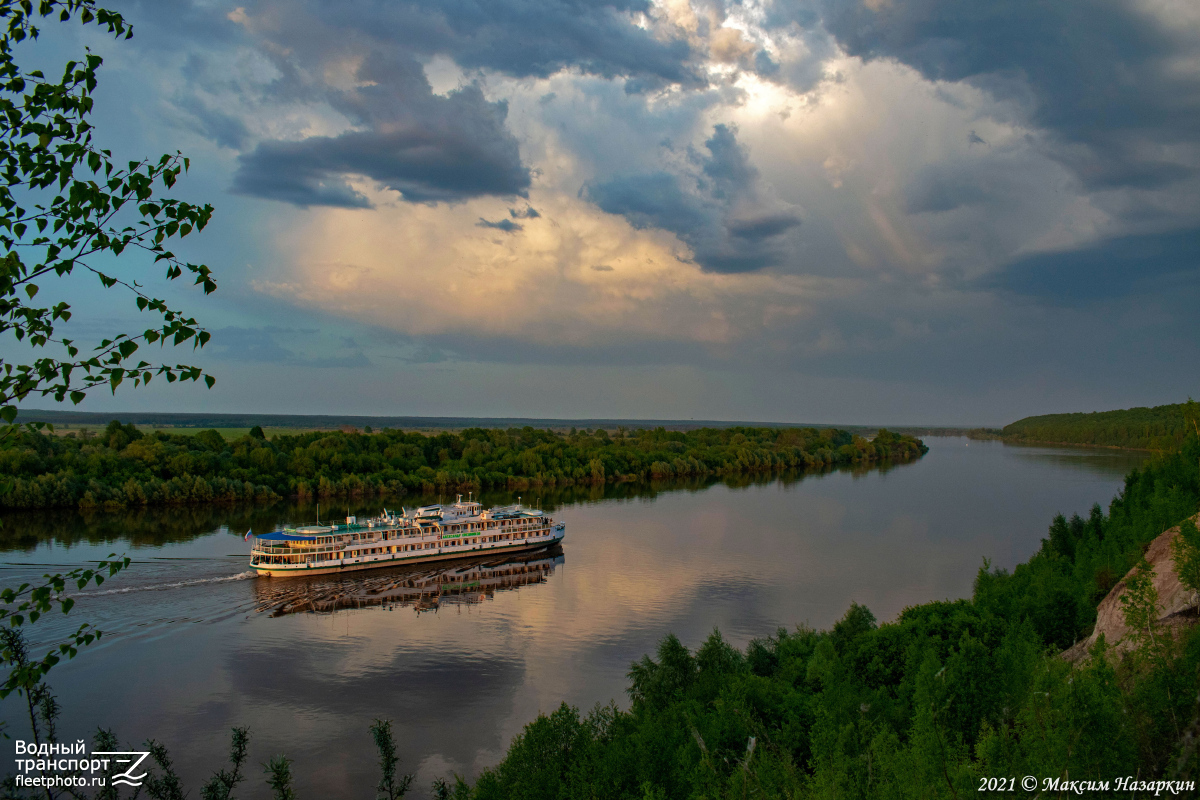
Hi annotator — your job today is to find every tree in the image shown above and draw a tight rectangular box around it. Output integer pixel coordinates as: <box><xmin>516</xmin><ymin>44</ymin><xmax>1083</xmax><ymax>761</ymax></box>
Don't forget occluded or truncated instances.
<box><xmin>0</xmin><ymin>0</ymin><xmax>217</xmax><ymax>449</ymax></box>
<box><xmin>371</xmin><ymin>718</ymin><xmax>414</xmax><ymax>799</ymax></box>
<box><xmin>1119</xmin><ymin>558</ymin><xmax>1161</xmax><ymax>649</ymax></box>
<box><xmin>0</xmin><ymin>0</ymin><xmax>204</xmax><ymax>755</ymax></box>
<box><xmin>1170</xmin><ymin>516</ymin><xmax>1200</xmax><ymax>614</ymax></box>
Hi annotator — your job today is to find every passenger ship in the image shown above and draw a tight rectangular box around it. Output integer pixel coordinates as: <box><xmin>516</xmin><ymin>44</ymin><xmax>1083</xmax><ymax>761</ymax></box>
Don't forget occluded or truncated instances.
<box><xmin>249</xmin><ymin>496</ymin><xmax>566</xmax><ymax>577</ymax></box>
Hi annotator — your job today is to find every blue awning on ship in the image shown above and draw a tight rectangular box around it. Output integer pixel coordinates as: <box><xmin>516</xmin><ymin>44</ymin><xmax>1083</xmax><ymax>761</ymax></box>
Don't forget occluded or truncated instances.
<box><xmin>255</xmin><ymin>531</ymin><xmax>319</xmax><ymax>542</ymax></box>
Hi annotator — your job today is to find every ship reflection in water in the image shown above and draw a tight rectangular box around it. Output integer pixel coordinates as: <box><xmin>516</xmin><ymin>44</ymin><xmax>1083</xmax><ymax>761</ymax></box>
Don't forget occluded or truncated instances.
<box><xmin>252</xmin><ymin>545</ymin><xmax>564</xmax><ymax>616</ymax></box>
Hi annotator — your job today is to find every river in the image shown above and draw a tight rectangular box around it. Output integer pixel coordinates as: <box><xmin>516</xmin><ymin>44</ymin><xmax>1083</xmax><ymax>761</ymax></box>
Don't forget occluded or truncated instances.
<box><xmin>0</xmin><ymin>436</ymin><xmax>1151</xmax><ymax>797</ymax></box>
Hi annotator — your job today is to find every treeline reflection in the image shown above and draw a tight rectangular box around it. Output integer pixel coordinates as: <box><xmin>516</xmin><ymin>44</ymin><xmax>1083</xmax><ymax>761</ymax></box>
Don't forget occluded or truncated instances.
<box><xmin>252</xmin><ymin>547</ymin><xmax>564</xmax><ymax>616</ymax></box>
<box><xmin>0</xmin><ymin>459</ymin><xmax>907</xmax><ymax>553</ymax></box>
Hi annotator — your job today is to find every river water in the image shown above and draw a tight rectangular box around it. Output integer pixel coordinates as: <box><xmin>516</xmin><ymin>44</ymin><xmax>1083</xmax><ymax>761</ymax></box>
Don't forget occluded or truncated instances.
<box><xmin>0</xmin><ymin>437</ymin><xmax>1150</xmax><ymax>797</ymax></box>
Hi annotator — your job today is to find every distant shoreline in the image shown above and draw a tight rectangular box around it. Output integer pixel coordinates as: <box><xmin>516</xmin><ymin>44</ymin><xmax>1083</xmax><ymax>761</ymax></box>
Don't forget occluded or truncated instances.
<box><xmin>986</xmin><ymin>437</ymin><xmax>1160</xmax><ymax>452</ymax></box>
<box><xmin>12</xmin><ymin>407</ymin><xmax>977</xmax><ymax>437</ymax></box>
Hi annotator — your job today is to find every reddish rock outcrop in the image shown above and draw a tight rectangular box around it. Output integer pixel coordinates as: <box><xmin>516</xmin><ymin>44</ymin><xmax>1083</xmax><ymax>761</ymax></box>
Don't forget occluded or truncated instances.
<box><xmin>1063</xmin><ymin>513</ymin><xmax>1199</xmax><ymax>663</ymax></box>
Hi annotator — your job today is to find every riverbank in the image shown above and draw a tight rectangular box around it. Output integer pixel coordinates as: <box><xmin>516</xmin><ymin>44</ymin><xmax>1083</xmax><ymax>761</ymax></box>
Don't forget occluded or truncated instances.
<box><xmin>993</xmin><ymin>401</ymin><xmax>1197</xmax><ymax>450</ymax></box>
<box><xmin>967</xmin><ymin>430</ymin><xmax>1161</xmax><ymax>452</ymax></box>
<box><xmin>0</xmin><ymin>422</ymin><xmax>927</xmax><ymax>511</ymax></box>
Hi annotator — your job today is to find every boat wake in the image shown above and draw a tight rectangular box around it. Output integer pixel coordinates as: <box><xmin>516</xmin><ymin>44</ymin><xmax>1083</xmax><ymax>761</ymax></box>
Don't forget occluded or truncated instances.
<box><xmin>79</xmin><ymin>570</ymin><xmax>257</xmax><ymax>596</ymax></box>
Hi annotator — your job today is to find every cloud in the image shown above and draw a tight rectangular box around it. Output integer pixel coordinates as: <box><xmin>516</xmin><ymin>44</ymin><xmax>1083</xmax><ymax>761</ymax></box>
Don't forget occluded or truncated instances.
<box><xmin>477</xmin><ymin>217</ymin><xmax>523</xmax><ymax>232</ymax></box>
<box><xmin>212</xmin><ymin>327</ymin><xmax>371</xmax><ymax>368</ymax></box>
<box><xmin>585</xmin><ymin>172</ymin><xmax>709</xmax><ymax>236</ymax></box>
<box><xmin>811</xmin><ymin>0</ymin><xmax>1200</xmax><ymax>192</ymax></box>
<box><xmin>252</xmin><ymin>187</ymin><xmax>835</xmax><ymax>356</ymax></box>
<box><xmin>316</xmin><ymin>0</ymin><xmax>700</xmax><ymax>85</ymax></box>
<box><xmin>903</xmin><ymin>163</ymin><xmax>997</xmax><ymax>214</ymax></box>
<box><xmin>84</xmin><ymin>0</ymin><xmax>1200</xmax><ymax>420</ymax></box>
<box><xmin>173</xmin><ymin>91</ymin><xmax>251</xmax><ymax>151</ymax></box>
<box><xmin>584</xmin><ymin>124</ymin><xmax>801</xmax><ymax>272</ymax></box>
<box><xmin>727</xmin><ymin>213</ymin><xmax>802</xmax><ymax>239</ymax></box>
<box><xmin>980</xmin><ymin>227</ymin><xmax>1200</xmax><ymax>305</ymax></box>
<box><xmin>699</xmin><ymin>123</ymin><xmax>757</xmax><ymax>198</ymax></box>
<box><xmin>231</xmin><ymin>56</ymin><xmax>530</xmax><ymax>207</ymax></box>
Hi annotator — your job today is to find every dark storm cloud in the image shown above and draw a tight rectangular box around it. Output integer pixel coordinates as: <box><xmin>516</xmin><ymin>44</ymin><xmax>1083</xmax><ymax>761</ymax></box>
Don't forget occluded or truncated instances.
<box><xmin>255</xmin><ymin>0</ymin><xmax>698</xmax><ymax>86</ymax></box>
<box><xmin>585</xmin><ymin>124</ymin><xmax>800</xmax><ymax>272</ymax></box>
<box><xmin>478</xmin><ymin>217</ymin><xmax>523</xmax><ymax>232</ymax></box>
<box><xmin>174</xmin><ymin>93</ymin><xmax>251</xmax><ymax>151</ymax></box>
<box><xmin>980</xmin><ymin>228</ymin><xmax>1200</xmax><ymax>306</ymax></box>
<box><xmin>727</xmin><ymin>213</ymin><xmax>802</xmax><ymax>239</ymax></box>
<box><xmin>213</xmin><ymin>327</ymin><xmax>371</xmax><ymax>367</ymax></box>
<box><xmin>231</xmin><ymin>142</ymin><xmax>373</xmax><ymax>208</ymax></box>
<box><xmin>585</xmin><ymin>172</ymin><xmax>709</xmax><ymax>235</ymax></box>
<box><xmin>699</xmin><ymin>123</ymin><xmax>757</xmax><ymax>198</ymax></box>
<box><xmin>127</xmin><ymin>2</ymin><xmax>698</xmax><ymax>208</ymax></box>
<box><xmin>121</xmin><ymin>0</ymin><xmax>699</xmax><ymax>85</ymax></box>
<box><xmin>232</xmin><ymin>54</ymin><xmax>530</xmax><ymax>207</ymax></box>
<box><xmin>903</xmin><ymin>163</ymin><xmax>997</xmax><ymax>214</ymax></box>
<box><xmin>808</xmin><ymin>0</ymin><xmax>1200</xmax><ymax>190</ymax></box>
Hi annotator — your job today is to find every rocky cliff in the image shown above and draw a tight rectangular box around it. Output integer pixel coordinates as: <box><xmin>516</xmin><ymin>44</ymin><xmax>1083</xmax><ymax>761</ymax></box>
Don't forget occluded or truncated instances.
<box><xmin>1063</xmin><ymin>513</ymin><xmax>1199</xmax><ymax>663</ymax></box>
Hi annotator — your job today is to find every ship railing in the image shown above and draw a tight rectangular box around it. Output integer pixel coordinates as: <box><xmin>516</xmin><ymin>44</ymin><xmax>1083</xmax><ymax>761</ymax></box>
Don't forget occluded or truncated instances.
<box><xmin>252</xmin><ymin>542</ymin><xmax>346</xmax><ymax>555</ymax></box>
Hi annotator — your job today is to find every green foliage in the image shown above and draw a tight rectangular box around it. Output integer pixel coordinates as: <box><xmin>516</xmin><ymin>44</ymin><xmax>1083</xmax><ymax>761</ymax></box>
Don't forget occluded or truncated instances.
<box><xmin>264</xmin><ymin>755</ymin><xmax>296</xmax><ymax>800</ymax></box>
<box><xmin>200</xmin><ymin>727</ymin><xmax>249</xmax><ymax>800</ymax></box>
<box><xmin>0</xmin><ymin>423</ymin><xmax>928</xmax><ymax>510</ymax></box>
<box><xmin>455</xmin><ymin>614</ymin><xmax>1200</xmax><ymax>800</ymax></box>
<box><xmin>1001</xmin><ymin>399</ymin><xmax>1200</xmax><ymax>450</ymax></box>
<box><xmin>0</xmin><ymin>0</ymin><xmax>217</xmax><ymax>448</ymax></box>
<box><xmin>143</xmin><ymin>738</ymin><xmax>187</xmax><ymax>800</ymax></box>
<box><xmin>371</xmin><ymin>718</ymin><xmax>414</xmax><ymax>800</ymax></box>
<box><xmin>1119</xmin><ymin>559</ymin><xmax>1161</xmax><ymax>648</ymax></box>
<box><xmin>1171</xmin><ymin>518</ymin><xmax>1200</xmax><ymax>613</ymax></box>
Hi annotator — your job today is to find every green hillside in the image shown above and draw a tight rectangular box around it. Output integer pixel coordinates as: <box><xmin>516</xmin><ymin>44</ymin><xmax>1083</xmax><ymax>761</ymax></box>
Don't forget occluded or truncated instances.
<box><xmin>1001</xmin><ymin>401</ymin><xmax>1197</xmax><ymax>449</ymax></box>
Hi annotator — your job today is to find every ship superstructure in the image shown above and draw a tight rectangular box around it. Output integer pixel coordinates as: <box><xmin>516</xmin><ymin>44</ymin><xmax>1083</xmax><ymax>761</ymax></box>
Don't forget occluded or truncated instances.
<box><xmin>249</xmin><ymin>495</ymin><xmax>565</xmax><ymax>577</ymax></box>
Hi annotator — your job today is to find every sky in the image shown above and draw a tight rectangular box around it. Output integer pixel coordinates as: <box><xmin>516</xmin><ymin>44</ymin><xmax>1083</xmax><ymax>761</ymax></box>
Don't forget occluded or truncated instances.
<box><xmin>8</xmin><ymin>0</ymin><xmax>1200</xmax><ymax>426</ymax></box>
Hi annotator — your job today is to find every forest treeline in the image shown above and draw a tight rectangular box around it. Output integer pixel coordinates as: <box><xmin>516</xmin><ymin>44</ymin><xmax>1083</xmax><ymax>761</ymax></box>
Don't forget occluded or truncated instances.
<box><xmin>0</xmin><ymin>422</ymin><xmax>926</xmax><ymax>511</ymax></box>
<box><xmin>998</xmin><ymin>400</ymin><xmax>1197</xmax><ymax>449</ymax></box>
<box><xmin>436</xmin><ymin>434</ymin><xmax>1200</xmax><ymax>799</ymax></box>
